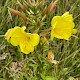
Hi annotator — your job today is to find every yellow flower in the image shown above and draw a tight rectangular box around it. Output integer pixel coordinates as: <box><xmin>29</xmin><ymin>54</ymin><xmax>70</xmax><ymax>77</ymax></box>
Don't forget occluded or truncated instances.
<box><xmin>5</xmin><ymin>26</ymin><xmax>40</xmax><ymax>54</ymax></box>
<box><xmin>51</xmin><ymin>12</ymin><xmax>77</xmax><ymax>40</ymax></box>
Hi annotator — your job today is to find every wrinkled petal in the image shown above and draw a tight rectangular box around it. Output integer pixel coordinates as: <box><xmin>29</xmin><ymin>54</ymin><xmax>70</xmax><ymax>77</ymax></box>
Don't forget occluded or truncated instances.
<box><xmin>62</xmin><ymin>12</ymin><xmax>73</xmax><ymax>21</ymax></box>
<box><xmin>62</xmin><ymin>12</ymin><xmax>69</xmax><ymax>17</ymax></box>
<box><xmin>11</xmin><ymin>26</ymin><xmax>26</xmax><ymax>37</ymax></box>
<box><xmin>5</xmin><ymin>29</ymin><xmax>13</xmax><ymax>42</ymax></box>
<box><xmin>30</xmin><ymin>33</ymin><xmax>40</xmax><ymax>46</ymax></box>
<box><xmin>23</xmin><ymin>33</ymin><xmax>40</xmax><ymax>46</ymax></box>
<box><xmin>51</xmin><ymin>16</ymin><xmax>61</xmax><ymax>28</ymax></box>
<box><xmin>53</xmin><ymin>31</ymin><xmax>69</xmax><ymax>40</ymax></box>
<box><xmin>19</xmin><ymin>41</ymin><xmax>34</xmax><ymax>54</ymax></box>
<box><xmin>21</xmin><ymin>26</ymin><xmax>26</xmax><ymax>31</ymax></box>
<box><xmin>10</xmin><ymin>37</ymin><xmax>22</xmax><ymax>46</ymax></box>
<box><xmin>53</xmin><ymin>20</ymin><xmax>74</xmax><ymax>40</ymax></box>
<box><xmin>51</xmin><ymin>29</ymin><xmax>55</xmax><ymax>40</ymax></box>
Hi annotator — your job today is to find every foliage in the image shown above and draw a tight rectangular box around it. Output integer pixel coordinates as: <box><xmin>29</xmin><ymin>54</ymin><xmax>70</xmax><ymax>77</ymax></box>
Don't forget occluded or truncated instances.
<box><xmin>0</xmin><ymin>0</ymin><xmax>80</xmax><ymax>80</ymax></box>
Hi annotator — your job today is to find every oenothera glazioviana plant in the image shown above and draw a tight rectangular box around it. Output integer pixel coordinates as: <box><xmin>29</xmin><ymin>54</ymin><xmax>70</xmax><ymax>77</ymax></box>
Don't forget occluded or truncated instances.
<box><xmin>1</xmin><ymin>0</ymin><xmax>77</xmax><ymax>64</ymax></box>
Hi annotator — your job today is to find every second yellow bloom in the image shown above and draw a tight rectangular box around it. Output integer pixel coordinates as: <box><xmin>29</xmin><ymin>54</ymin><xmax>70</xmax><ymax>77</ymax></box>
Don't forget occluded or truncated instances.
<box><xmin>51</xmin><ymin>12</ymin><xmax>77</xmax><ymax>40</ymax></box>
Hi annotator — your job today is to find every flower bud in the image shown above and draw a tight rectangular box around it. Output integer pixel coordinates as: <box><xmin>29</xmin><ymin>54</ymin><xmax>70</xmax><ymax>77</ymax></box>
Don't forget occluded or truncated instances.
<box><xmin>8</xmin><ymin>7</ymin><xmax>27</xmax><ymax>21</ymax></box>
<box><xmin>47</xmin><ymin>0</ymin><xmax>58</xmax><ymax>14</ymax></box>
<box><xmin>17</xmin><ymin>0</ymin><xmax>26</xmax><ymax>11</ymax></box>
<box><xmin>41</xmin><ymin>37</ymin><xmax>47</xmax><ymax>44</ymax></box>
<box><xmin>37</xmin><ymin>19</ymin><xmax>40</xmax><ymax>26</ymax></box>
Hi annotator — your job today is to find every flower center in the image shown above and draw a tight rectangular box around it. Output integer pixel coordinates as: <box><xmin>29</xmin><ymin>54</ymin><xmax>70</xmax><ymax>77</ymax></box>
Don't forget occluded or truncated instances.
<box><xmin>22</xmin><ymin>36</ymin><xmax>31</xmax><ymax>43</ymax></box>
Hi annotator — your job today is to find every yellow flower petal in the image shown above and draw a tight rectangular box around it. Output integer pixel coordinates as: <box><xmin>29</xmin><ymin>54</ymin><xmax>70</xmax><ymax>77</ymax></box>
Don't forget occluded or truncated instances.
<box><xmin>51</xmin><ymin>16</ymin><xmax>61</xmax><ymax>28</ymax></box>
<box><xmin>62</xmin><ymin>12</ymin><xmax>69</xmax><ymax>17</ymax></box>
<box><xmin>10</xmin><ymin>37</ymin><xmax>22</xmax><ymax>46</ymax></box>
<box><xmin>5</xmin><ymin>29</ymin><xmax>13</xmax><ymax>42</ymax></box>
<box><xmin>11</xmin><ymin>26</ymin><xmax>26</xmax><ymax>37</ymax></box>
<box><xmin>21</xmin><ymin>26</ymin><xmax>26</xmax><ymax>31</ymax></box>
<box><xmin>30</xmin><ymin>33</ymin><xmax>40</xmax><ymax>46</ymax></box>
<box><xmin>62</xmin><ymin>12</ymin><xmax>73</xmax><ymax>22</ymax></box>
<box><xmin>51</xmin><ymin>29</ymin><xmax>55</xmax><ymax>40</ymax></box>
<box><xmin>22</xmin><ymin>33</ymin><xmax>40</xmax><ymax>46</ymax></box>
<box><xmin>20</xmin><ymin>41</ymin><xmax>34</xmax><ymax>54</ymax></box>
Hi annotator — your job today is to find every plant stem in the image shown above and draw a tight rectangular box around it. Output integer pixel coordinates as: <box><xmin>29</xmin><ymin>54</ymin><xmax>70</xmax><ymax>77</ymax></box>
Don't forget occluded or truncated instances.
<box><xmin>0</xmin><ymin>35</ymin><xmax>5</xmax><ymax>37</ymax></box>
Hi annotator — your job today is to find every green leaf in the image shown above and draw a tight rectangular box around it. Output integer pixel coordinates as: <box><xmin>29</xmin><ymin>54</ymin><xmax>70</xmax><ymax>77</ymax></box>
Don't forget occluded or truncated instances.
<box><xmin>45</xmin><ymin>76</ymin><xmax>55</xmax><ymax>80</ymax></box>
